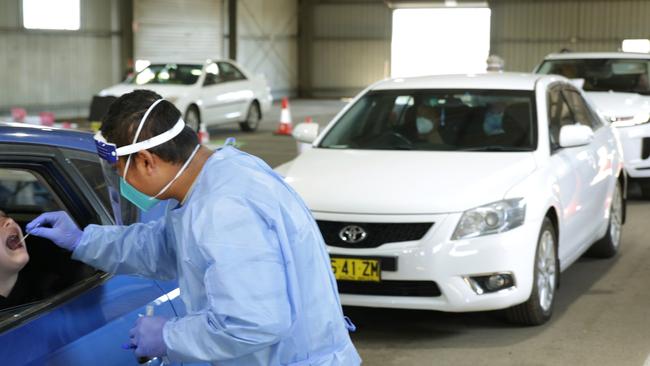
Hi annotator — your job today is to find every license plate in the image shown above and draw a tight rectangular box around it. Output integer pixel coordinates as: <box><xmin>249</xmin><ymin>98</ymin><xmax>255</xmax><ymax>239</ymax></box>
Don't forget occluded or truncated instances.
<box><xmin>330</xmin><ymin>257</ymin><xmax>381</xmax><ymax>282</ymax></box>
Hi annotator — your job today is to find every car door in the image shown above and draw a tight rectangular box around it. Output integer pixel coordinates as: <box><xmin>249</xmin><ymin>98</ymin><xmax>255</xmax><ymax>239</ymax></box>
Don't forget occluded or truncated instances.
<box><xmin>216</xmin><ymin>61</ymin><xmax>253</xmax><ymax>120</ymax></box>
<box><xmin>0</xmin><ymin>144</ymin><xmax>179</xmax><ymax>366</ymax></box>
<box><xmin>546</xmin><ymin>84</ymin><xmax>599</xmax><ymax>261</ymax></box>
<box><xmin>562</xmin><ymin>86</ymin><xmax>615</xmax><ymax>241</ymax></box>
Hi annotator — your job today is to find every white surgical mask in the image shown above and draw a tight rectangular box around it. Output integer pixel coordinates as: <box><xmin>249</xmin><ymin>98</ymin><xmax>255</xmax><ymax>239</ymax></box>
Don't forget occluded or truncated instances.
<box><xmin>416</xmin><ymin>116</ymin><xmax>434</xmax><ymax>134</ymax></box>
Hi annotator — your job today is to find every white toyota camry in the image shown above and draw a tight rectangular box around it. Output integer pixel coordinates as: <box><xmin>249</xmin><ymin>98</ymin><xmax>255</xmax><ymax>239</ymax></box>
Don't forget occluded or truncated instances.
<box><xmin>536</xmin><ymin>52</ymin><xmax>650</xmax><ymax>196</ymax></box>
<box><xmin>277</xmin><ymin>73</ymin><xmax>626</xmax><ymax>325</ymax></box>
<box><xmin>97</xmin><ymin>59</ymin><xmax>272</xmax><ymax>132</ymax></box>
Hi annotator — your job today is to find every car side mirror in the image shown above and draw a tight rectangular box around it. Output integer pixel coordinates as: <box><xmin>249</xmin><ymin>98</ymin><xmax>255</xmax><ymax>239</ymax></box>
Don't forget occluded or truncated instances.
<box><xmin>292</xmin><ymin>122</ymin><xmax>319</xmax><ymax>144</ymax></box>
<box><xmin>559</xmin><ymin>124</ymin><xmax>594</xmax><ymax>148</ymax></box>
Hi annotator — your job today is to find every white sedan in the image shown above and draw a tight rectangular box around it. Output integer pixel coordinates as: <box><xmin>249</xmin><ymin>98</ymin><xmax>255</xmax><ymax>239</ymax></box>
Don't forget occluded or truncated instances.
<box><xmin>97</xmin><ymin>59</ymin><xmax>272</xmax><ymax>132</ymax></box>
<box><xmin>277</xmin><ymin>73</ymin><xmax>626</xmax><ymax>325</ymax></box>
<box><xmin>536</xmin><ymin>52</ymin><xmax>650</xmax><ymax>196</ymax></box>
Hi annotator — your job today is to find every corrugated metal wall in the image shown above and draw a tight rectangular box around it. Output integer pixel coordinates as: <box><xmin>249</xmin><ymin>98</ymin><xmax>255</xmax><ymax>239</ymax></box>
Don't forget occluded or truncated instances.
<box><xmin>303</xmin><ymin>0</ymin><xmax>392</xmax><ymax>98</ymax></box>
<box><xmin>237</xmin><ymin>0</ymin><xmax>298</xmax><ymax>97</ymax></box>
<box><xmin>133</xmin><ymin>0</ymin><xmax>223</xmax><ymax>61</ymax></box>
<box><xmin>490</xmin><ymin>0</ymin><xmax>650</xmax><ymax>72</ymax></box>
<box><xmin>0</xmin><ymin>0</ymin><xmax>125</xmax><ymax>118</ymax></box>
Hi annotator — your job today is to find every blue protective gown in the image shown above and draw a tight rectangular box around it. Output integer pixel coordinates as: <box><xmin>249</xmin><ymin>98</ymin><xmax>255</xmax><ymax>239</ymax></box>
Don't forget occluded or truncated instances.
<box><xmin>72</xmin><ymin>146</ymin><xmax>361</xmax><ymax>365</ymax></box>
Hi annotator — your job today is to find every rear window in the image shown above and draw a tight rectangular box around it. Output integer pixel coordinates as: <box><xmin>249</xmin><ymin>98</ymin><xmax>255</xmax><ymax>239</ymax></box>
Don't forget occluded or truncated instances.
<box><xmin>537</xmin><ymin>59</ymin><xmax>650</xmax><ymax>94</ymax></box>
<box><xmin>319</xmin><ymin>90</ymin><xmax>537</xmax><ymax>152</ymax></box>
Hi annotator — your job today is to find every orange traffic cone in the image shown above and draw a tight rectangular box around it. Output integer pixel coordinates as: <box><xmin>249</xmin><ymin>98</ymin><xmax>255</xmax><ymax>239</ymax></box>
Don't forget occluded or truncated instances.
<box><xmin>198</xmin><ymin>124</ymin><xmax>210</xmax><ymax>144</ymax></box>
<box><xmin>274</xmin><ymin>97</ymin><xmax>293</xmax><ymax>136</ymax></box>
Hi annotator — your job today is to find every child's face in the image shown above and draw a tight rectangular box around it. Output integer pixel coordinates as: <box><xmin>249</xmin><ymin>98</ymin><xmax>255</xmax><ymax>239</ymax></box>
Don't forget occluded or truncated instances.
<box><xmin>0</xmin><ymin>210</ymin><xmax>29</xmax><ymax>275</ymax></box>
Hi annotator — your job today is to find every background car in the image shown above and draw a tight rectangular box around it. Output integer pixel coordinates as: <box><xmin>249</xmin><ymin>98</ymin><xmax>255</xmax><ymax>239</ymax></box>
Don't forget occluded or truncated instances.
<box><xmin>535</xmin><ymin>52</ymin><xmax>650</xmax><ymax>197</ymax></box>
<box><xmin>277</xmin><ymin>73</ymin><xmax>626</xmax><ymax>325</ymax></box>
<box><xmin>95</xmin><ymin>59</ymin><xmax>273</xmax><ymax>133</ymax></box>
<box><xmin>0</xmin><ymin>122</ymin><xmax>204</xmax><ymax>366</ymax></box>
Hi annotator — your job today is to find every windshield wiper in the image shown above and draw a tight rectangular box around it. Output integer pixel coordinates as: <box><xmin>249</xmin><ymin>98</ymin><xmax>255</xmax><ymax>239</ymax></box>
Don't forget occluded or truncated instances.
<box><xmin>459</xmin><ymin>146</ymin><xmax>532</xmax><ymax>152</ymax></box>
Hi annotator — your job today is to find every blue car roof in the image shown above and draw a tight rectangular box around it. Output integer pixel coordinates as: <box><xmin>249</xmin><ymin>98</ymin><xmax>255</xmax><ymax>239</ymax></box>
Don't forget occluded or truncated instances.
<box><xmin>0</xmin><ymin>122</ymin><xmax>97</xmax><ymax>153</ymax></box>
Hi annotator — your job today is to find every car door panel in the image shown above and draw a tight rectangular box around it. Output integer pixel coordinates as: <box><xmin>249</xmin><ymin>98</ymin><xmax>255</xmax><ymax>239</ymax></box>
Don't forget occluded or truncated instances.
<box><xmin>3</xmin><ymin>275</ymin><xmax>178</xmax><ymax>366</ymax></box>
<box><xmin>0</xmin><ymin>144</ymin><xmax>181</xmax><ymax>365</ymax></box>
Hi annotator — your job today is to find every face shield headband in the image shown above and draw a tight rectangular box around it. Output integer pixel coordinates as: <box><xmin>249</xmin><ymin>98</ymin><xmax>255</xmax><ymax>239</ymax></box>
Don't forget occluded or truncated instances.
<box><xmin>93</xmin><ymin>99</ymin><xmax>187</xmax><ymax>165</ymax></box>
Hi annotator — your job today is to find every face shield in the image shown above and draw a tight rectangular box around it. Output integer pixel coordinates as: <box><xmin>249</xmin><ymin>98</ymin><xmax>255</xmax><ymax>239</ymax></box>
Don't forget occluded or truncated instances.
<box><xmin>93</xmin><ymin>99</ymin><xmax>187</xmax><ymax>223</ymax></box>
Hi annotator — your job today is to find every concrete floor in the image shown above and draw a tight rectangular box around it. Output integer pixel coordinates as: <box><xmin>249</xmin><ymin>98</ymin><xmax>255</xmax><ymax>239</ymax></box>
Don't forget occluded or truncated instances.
<box><xmin>208</xmin><ymin>99</ymin><xmax>650</xmax><ymax>366</ymax></box>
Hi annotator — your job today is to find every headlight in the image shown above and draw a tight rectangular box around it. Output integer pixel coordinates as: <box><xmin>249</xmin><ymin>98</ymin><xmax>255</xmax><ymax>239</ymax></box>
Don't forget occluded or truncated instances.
<box><xmin>610</xmin><ymin>113</ymin><xmax>650</xmax><ymax>128</ymax></box>
<box><xmin>452</xmin><ymin>198</ymin><xmax>526</xmax><ymax>240</ymax></box>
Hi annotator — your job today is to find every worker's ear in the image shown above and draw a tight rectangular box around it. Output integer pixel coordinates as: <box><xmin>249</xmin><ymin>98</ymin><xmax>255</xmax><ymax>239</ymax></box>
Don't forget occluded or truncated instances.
<box><xmin>134</xmin><ymin>150</ymin><xmax>158</xmax><ymax>176</ymax></box>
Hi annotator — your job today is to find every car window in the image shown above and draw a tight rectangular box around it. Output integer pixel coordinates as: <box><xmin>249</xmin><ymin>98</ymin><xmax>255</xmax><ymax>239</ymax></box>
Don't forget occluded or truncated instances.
<box><xmin>218</xmin><ymin>62</ymin><xmax>246</xmax><ymax>82</ymax></box>
<box><xmin>0</xmin><ymin>169</ymin><xmax>60</xmax><ymax>214</ymax></box>
<box><xmin>129</xmin><ymin>63</ymin><xmax>202</xmax><ymax>86</ymax></box>
<box><xmin>537</xmin><ymin>59</ymin><xmax>650</xmax><ymax>95</ymax></box>
<box><xmin>69</xmin><ymin>158</ymin><xmax>139</xmax><ymax>225</ymax></box>
<box><xmin>0</xmin><ymin>168</ymin><xmax>97</xmax><ymax>321</ymax></box>
<box><xmin>203</xmin><ymin>62</ymin><xmax>223</xmax><ymax>86</ymax></box>
<box><xmin>547</xmin><ymin>86</ymin><xmax>576</xmax><ymax>150</ymax></box>
<box><xmin>319</xmin><ymin>89</ymin><xmax>537</xmax><ymax>152</ymax></box>
<box><xmin>562</xmin><ymin>89</ymin><xmax>594</xmax><ymax>128</ymax></box>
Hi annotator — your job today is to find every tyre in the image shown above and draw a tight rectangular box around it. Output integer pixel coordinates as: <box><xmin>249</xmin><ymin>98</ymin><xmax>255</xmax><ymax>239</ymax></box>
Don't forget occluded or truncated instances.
<box><xmin>185</xmin><ymin>105</ymin><xmax>201</xmax><ymax>132</ymax></box>
<box><xmin>587</xmin><ymin>181</ymin><xmax>623</xmax><ymax>258</ymax></box>
<box><xmin>506</xmin><ymin>217</ymin><xmax>558</xmax><ymax>326</ymax></box>
<box><xmin>239</xmin><ymin>101</ymin><xmax>261</xmax><ymax>132</ymax></box>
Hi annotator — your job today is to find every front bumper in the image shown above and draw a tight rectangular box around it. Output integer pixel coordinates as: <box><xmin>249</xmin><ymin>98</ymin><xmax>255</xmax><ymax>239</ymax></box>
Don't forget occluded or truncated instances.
<box><xmin>617</xmin><ymin>123</ymin><xmax>650</xmax><ymax>178</ymax></box>
<box><xmin>319</xmin><ymin>211</ymin><xmax>539</xmax><ymax>312</ymax></box>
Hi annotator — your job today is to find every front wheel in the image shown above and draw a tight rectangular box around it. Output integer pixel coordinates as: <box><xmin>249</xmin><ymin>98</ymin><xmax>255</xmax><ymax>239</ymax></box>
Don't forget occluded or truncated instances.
<box><xmin>505</xmin><ymin>217</ymin><xmax>558</xmax><ymax>326</ymax></box>
<box><xmin>239</xmin><ymin>102</ymin><xmax>261</xmax><ymax>132</ymax></box>
<box><xmin>587</xmin><ymin>181</ymin><xmax>623</xmax><ymax>258</ymax></box>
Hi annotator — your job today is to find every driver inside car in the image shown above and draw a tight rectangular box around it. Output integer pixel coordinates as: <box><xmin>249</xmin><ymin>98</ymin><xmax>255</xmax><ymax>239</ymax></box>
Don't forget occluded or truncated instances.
<box><xmin>0</xmin><ymin>210</ymin><xmax>31</xmax><ymax>309</ymax></box>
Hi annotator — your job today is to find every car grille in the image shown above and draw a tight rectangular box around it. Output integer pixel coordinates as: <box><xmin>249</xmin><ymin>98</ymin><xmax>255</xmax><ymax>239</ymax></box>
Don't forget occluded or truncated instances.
<box><xmin>316</xmin><ymin>221</ymin><xmax>434</xmax><ymax>248</ymax></box>
<box><xmin>337</xmin><ymin>280</ymin><xmax>441</xmax><ymax>297</ymax></box>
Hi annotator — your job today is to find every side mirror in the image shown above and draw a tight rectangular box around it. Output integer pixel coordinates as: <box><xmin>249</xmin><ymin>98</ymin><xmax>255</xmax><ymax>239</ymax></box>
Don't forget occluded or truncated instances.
<box><xmin>559</xmin><ymin>124</ymin><xmax>594</xmax><ymax>148</ymax></box>
<box><xmin>292</xmin><ymin>122</ymin><xmax>319</xmax><ymax>144</ymax></box>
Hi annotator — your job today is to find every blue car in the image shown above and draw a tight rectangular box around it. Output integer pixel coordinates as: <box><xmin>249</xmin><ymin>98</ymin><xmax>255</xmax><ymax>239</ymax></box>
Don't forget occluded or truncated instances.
<box><xmin>0</xmin><ymin>122</ymin><xmax>199</xmax><ymax>365</ymax></box>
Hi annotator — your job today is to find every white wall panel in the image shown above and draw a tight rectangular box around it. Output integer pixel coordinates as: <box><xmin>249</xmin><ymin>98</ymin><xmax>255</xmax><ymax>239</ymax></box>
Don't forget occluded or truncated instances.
<box><xmin>133</xmin><ymin>0</ymin><xmax>223</xmax><ymax>61</ymax></box>
<box><xmin>308</xmin><ymin>2</ymin><xmax>391</xmax><ymax>97</ymax></box>
<box><xmin>0</xmin><ymin>0</ymin><xmax>123</xmax><ymax>118</ymax></box>
<box><xmin>238</xmin><ymin>0</ymin><xmax>297</xmax><ymax>97</ymax></box>
<box><xmin>490</xmin><ymin>0</ymin><xmax>650</xmax><ymax>72</ymax></box>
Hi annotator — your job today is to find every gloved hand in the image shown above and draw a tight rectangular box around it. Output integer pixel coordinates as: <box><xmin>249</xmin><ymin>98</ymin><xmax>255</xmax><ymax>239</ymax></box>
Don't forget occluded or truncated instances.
<box><xmin>128</xmin><ymin>316</ymin><xmax>169</xmax><ymax>358</ymax></box>
<box><xmin>26</xmin><ymin>211</ymin><xmax>83</xmax><ymax>251</ymax></box>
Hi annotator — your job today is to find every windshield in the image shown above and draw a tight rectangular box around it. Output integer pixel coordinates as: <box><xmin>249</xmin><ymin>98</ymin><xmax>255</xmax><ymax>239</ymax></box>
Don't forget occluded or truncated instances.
<box><xmin>537</xmin><ymin>59</ymin><xmax>650</xmax><ymax>94</ymax></box>
<box><xmin>128</xmin><ymin>64</ymin><xmax>203</xmax><ymax>86</ymax></box>
<box><xmin>319</xmin><ymin>90</ymin><xmax>537</xmax><ymax>152</ymax></box>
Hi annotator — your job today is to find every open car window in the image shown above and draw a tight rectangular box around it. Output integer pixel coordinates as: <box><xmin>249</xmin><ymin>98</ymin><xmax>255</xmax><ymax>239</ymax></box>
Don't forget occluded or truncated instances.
<box><xmin>0</xmin><ymin>168</ymin><xmax>98</xmax><ymax>324</ymax></box>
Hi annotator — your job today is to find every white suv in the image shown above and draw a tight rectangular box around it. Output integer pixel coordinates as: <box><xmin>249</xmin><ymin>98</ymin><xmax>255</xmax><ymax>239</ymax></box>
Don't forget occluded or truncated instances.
<box><xmin>277</xmin><ymin>73</ymin><xmax>626</xmax><ymax>325</ymax></box>
<box><xmin>536</xmin><ymin>52</ymin><xmax>650</xmax><ymax>195</ymax></box>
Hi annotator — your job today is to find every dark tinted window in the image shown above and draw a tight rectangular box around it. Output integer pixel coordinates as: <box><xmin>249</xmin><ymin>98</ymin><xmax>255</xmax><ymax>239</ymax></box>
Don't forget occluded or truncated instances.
<box><xmin>0</xmin><ymin>168</ymin><xmax>97</xmax><ymax>320</ymax></box>
<box><xmin>319</xmin><ymin>90</ymin><xmax>537</xmax><ymax>152</ymax></box>
<box><xmin>129</xmin><ymin>64</ymin><xmax>203</xmax><ymax>86</ymax></box>
<box><xmin>218</xmin><ymin>62</ymin><xmax>246</xmax><ymax>82</ymax></box>
<box><xmin>537</xmin><ymin>59</ymin><xmax>650</xmax><ymax>94</ymax></box>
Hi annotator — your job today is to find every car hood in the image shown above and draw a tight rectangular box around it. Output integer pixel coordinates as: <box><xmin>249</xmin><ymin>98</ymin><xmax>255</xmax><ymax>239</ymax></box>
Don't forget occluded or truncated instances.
<box><xmin>99</xmin><ymin>83</ymin><xmax>191</xmax><ymax>98</ymax></box>
<box><xmin>586</xmin><ymin>91</ymin><xmax>650</xmax><ymax>119</ymax></box>
<box><xmin>280</xmin><ymin>149</ymin><xmax>537</xmax><ymax>214</ymax></box>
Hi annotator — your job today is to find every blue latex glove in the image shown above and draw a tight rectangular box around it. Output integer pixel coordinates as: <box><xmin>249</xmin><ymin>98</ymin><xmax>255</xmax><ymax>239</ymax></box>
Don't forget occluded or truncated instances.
<box><xmin>26</xmin><ymin>211</ymin><xmax>83</xmax><ymax>251</ymax></box>
<box><xmin>128</xmin><ymin>316</ymin><xmax>168</xmax><ymax>358</ymax></box>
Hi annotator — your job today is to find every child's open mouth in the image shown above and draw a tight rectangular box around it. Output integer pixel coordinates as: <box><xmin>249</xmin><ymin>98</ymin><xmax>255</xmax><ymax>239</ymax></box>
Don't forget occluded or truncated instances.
<box><xmin>6</xmin><ymin>234</ymin><xmax>23</xmax><ymax>251</ymax></box>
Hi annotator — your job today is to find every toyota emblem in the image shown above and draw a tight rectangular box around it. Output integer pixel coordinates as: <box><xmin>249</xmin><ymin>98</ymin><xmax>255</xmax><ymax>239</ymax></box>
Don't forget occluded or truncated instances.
<box><xmin>339</xmin><ymin>225</ymin><xmax>368</xmax><ymax>244</ymax></box>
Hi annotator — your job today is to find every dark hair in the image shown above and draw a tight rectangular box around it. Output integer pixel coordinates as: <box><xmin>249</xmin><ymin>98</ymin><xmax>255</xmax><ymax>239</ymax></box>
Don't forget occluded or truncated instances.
<box><xmin>100</xmin><ymin>89</ymin><xmax>199</xmax><ymax>164</ymax></box>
